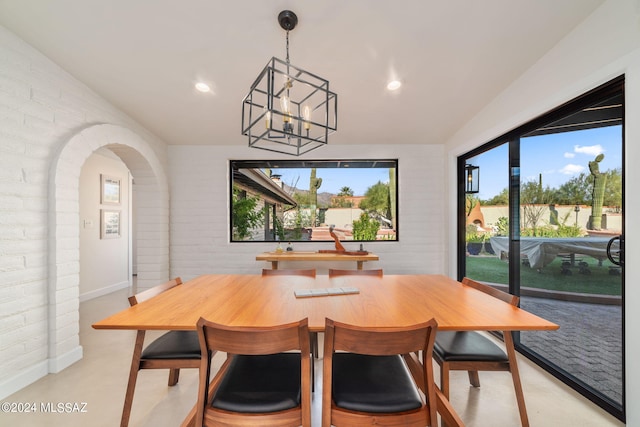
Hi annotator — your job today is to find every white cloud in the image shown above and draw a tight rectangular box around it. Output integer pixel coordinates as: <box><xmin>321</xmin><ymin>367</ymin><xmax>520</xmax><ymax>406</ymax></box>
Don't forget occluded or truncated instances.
<box><xmin>574</xmin><ymin>144</ymin><xmax>604</xmax><ymax>156</ymax></box>
<box><xmin>564</xmin><ymin>152</ymin><xmax>575</xmax><ymax>158</ymax></box>
<box><xmin>559</xmin><ymin>164</ymin><xmax>584</xmax><ymax>175</ymax></box>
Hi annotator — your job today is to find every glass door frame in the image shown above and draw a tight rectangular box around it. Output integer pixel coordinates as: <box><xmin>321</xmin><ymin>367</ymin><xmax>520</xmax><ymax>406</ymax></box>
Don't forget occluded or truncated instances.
<box><xmin>457</xmin><ymin>76</ymin><xmax>625</xmax><ymax>421</ymax></box>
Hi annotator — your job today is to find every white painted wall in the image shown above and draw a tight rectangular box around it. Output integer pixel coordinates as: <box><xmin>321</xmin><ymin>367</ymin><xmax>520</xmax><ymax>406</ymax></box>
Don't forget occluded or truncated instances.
<box><xmin>445</xmin><ymin>0</ymin><xmax>640</xmax><ymax>423</ymax></box>
<box><xmin>79</xmin><ymin>150</ymin><xmax>130</xmax><ymax>300</ymax></box>
<box><xmin>1</xmin><ymin>0</ymin><xmax>638</xmax><ymax>421</ymax></box>
<box><xmin>168</xmin><ymin>144</ymin><xmax>445</xmax><ymax>277</ymax></box>
<box><xmin>0</xmin><ymin>25</ymin><xmax>169</xmax><ymax>399</ymax></box>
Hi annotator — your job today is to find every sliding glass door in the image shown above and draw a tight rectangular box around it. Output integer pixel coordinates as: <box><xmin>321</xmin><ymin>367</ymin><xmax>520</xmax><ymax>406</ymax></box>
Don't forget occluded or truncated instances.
<box><xmin>459</xmin><ymin>77</ymin><xmax>625</xmax><ymax>421</ymax></box>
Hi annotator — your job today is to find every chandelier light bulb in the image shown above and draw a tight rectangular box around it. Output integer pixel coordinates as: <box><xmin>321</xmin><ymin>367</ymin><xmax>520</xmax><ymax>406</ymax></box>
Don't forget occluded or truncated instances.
<box><xmin>263</xmin><ymin>106</ymin><xmax>271</xmax><ymax>129</ymax></box>
<box><xmin>303</xmin><ymin>105</ymin><xmax>311</xmax><ymax>130</ymax></box>
<box><xmin>280</xmin><ymin>95</ymin><xmax>291</xmax><ymax>122</ymax></box>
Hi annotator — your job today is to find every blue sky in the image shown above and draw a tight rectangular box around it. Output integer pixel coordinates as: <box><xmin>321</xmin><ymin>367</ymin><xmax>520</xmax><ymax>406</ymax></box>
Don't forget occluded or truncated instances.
<box><xmin>268</xmin><ymin>125</ymin><xmax>622</xmax><ymax>198</ymax></box>
<box><xmin>468</xmin><ymin>125</ymin><xmax>622</xmax><ymax>200</ymax></box>
<box><xmin>273</xmin><ymin>167</ymin><xmax>391</xmax><ymax>196</ymax></box>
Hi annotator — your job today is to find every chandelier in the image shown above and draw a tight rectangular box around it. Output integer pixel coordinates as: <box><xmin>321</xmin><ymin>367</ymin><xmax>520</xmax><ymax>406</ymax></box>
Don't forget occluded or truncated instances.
<box><xmin>241</xmin><ymin>10</ymin><xmax>337</xmax><ymax>156</ymax></box>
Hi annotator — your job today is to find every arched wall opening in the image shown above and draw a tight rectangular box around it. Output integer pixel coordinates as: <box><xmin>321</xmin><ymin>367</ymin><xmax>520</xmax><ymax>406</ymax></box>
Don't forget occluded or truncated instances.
<box><xmin>48</xmin><ymin>124</ymin><xmax>169</xmax><ymax>372</ymax></box>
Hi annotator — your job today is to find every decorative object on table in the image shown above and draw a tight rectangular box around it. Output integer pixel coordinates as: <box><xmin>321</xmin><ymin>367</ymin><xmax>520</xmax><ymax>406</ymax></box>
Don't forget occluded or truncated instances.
<box><xmin>241</xmin><ymin>10</ymin><xmax>337</xmax><ymax>156</ymax></box>
<box><xmin>318</xmin><ymin>225</ymin><xmax>368</xmax><ymax>255</ymax></box>
<box><xmin>286</xmin><ymin>242</ymin><xmax>293</xmax><ymax>251</ymax></box>
<box><xmin>275</xmin><ymin>242</ymin><xmax>283</xmax><ymax>253</ymax></box>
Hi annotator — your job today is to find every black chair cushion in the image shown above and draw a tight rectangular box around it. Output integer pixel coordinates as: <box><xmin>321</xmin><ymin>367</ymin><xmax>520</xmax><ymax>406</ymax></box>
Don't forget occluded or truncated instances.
<box><xmin>211</xmin><ymin>353</ymin><xmax>301</xmax><ymax>413</ymax></box>
<box><xmin>332</xmin><ymin>353</ymin><xmax>422</xmax><ymax>413</ymax></box>
<box><xmin>141</xmin><ymin>331</ymin><xmax>201</xmax><ymax>359</ymax></box>
<box><xmin>434</xmin><ymin>331</ymin><xmax>508</xmax><ymax>362</ymax></box>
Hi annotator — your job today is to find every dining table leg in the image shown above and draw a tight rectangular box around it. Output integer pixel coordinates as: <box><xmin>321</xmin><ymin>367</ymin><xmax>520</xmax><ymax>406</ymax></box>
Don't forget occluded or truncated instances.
<box><xmin>504</xmin><ymin>332</ymin><xmax>530</xmax><ymax>427</ymax></box>
<box><xmin>121</xmin><ymin>330</ymin><xmax>145</xmax><ymax>427</ymax></box>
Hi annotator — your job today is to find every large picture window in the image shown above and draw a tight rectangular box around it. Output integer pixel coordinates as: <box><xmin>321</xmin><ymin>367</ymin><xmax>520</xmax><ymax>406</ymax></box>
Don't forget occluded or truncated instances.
<box><xmin>230</xmin><ymin>160</ymin><xmax>398</xmax><ymax>242</ymax></box>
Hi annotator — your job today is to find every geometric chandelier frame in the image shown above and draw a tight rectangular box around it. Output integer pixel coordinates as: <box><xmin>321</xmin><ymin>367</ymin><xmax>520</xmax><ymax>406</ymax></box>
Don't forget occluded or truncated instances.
<box><xmin>241</xmin><ymin>10</ymin><xmax>337</xmax><ymax>156</ymax></box>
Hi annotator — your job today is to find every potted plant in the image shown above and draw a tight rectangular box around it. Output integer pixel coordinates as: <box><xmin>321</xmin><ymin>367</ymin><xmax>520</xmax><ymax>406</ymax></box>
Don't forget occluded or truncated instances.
<box><xmin>466</xmin><ymin>225</ymin><xmax>485</xmax><ymax>255</ymax></box>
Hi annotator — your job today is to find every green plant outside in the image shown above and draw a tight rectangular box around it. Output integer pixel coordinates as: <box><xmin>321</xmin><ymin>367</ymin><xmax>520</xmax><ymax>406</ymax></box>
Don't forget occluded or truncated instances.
<box><xmin>352</xmin><ymin>213</ymin><xmax>380</xmax><ymax>240</ymax></box>
<box><xmin>495</xmin><ymin>217</ymin><xmax>509</xmax><ymax>236</ymax></box>
<box><xmin>465</xmin><ymin>223</ymin><xmax>485</xmax><ymax>243</ymax></box>
<box><xmin>231</xmin><ymin>187</ymin><xmax>264</xmax><ymax>241</ymax></box>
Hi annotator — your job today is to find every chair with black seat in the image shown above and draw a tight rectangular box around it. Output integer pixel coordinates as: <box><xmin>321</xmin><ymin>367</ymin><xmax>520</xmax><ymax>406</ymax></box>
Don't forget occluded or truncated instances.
<box><xmin>328</xmin><ymin>268</ymin><xmax>383</xmax><ymax>277</ymax></box>
<box><xmin>262</xmin><ymin>268</ymin><xmax>319</xmax><ymax>359</ymax></box>
<box><xmin>322</xmin><ymin>317</ymin><xmax>443</xmax><ymax>427</ymax></box>
<box><xmin>433</xmin><ymin>277</ymin><xmax>528</xmax><ymax>426</ymax></box>
<box><xmin>121</xmin><ymin>277</ymin><xmax>201</xmax><ymax>427</ymax></box>
<box><xmin>194</xmin><ymin>317</ymin><xmax>311</xmax><ymax>427</ymax></box>
<box><xmin>262</xmin><ymin>268</ymin><xmax>316</xmax><ymax>277</ymax></box>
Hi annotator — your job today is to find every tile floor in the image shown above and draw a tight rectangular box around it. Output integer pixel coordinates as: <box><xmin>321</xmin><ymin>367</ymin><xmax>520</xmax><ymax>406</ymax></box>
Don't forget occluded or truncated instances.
<box><xmin>0</xmin><ymin>288</ymin><xmax>625</xmax><ymax>426</ymax></box>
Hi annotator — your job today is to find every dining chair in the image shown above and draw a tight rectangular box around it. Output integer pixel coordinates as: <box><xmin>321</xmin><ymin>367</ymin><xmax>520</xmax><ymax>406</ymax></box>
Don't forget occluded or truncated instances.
<box><xmin>322</xmin><ymin>317</ymin><xmax>441</xmax><ymax>427</ymax></box>
<box><xmin>121</xmin><ymin>277</ymin><xmax>201</xmax><ymax>427</ymax></box>
<box><xmin>262</xmin><ymin>268</ymin><xmax>316</xmax><ymax>277</ymax></box>
<box><xmin>328</xmin><ymin>268</ymin><xmax>383</xmax><ymax>277</ymax></box>
<box><xmin>194</xmin><ymin>317</ymin><xmax>312</xmax><ymax>427</ymax></box>
<box><xmin>262</xmin><ymin>268</ymin><xmax>319</xmax><ymax>358</ymax></box>
<box><xmin>433</xmin><ymin>277</ymin><xmax>528</xmax><ymax>426</ymax></box>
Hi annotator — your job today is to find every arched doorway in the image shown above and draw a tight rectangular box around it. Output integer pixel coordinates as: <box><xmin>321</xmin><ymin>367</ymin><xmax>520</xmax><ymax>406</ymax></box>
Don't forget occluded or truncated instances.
<box><xmin>48</xmin><ymin>124</ymin><xmax>169</xmax><ymax>372</ymax></box>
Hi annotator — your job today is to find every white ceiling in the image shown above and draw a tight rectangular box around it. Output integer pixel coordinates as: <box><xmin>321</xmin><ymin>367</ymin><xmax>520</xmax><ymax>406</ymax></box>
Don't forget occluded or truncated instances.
<box><xmin>0</xmin><ymin>0</ymin><xmax>604</xmax><ymax>147</ymax></box>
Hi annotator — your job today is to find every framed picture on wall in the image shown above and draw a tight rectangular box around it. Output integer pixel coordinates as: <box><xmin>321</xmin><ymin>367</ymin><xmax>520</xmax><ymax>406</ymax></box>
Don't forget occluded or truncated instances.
<box><xmin>101</xmin><ymin>174</ymin><xmax>121</xmax><ymax>205</ymax></box>
<box><xmin>101</xmin><ymin>209</ymin><xmax>121</xmax><ymax>239</ymax></box>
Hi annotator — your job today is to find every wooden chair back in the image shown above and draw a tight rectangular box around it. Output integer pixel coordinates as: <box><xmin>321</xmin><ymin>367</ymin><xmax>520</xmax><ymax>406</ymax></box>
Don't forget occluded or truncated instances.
<box><xmin>322</xmin><ymin>318</ymin><xmax>438</xmax><ymax>427</ymax></box>
<box><xmin>328</xmin><ymin>268</ymin><xmax>383</xmax><ymax>277</ymax></box>
<box><xmin>461</xmin><ymin>276</ymin><xmax>519</xmax><ymax>306</ymax></box>
<box><xmin>195</xmin><ymin>317</ymin><xmax>311</xmax><ymax>427</ymax></box>
<box><xmin>128</xmin><ymin>277</ymin><xmax>182</xmax><ymax>306</ymax></box>
<box><xmin>262</xmin><ymin>268</ymin><xmax>316</xmax><ymax>277</ymax></box>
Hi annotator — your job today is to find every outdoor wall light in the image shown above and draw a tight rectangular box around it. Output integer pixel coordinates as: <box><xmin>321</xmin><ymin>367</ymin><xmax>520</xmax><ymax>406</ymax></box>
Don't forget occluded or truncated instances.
<box><xmin>465</xmin><ymin>164</ymin><xmax>479</xmax><ymax>194</ymax></box>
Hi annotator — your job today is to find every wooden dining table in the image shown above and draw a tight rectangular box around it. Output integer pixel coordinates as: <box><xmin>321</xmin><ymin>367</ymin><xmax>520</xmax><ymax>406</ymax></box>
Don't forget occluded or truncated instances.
<box><xmin>93</xmin><ymin>274</ymin><xmax>558</xmax><ymax>426</ymax></box>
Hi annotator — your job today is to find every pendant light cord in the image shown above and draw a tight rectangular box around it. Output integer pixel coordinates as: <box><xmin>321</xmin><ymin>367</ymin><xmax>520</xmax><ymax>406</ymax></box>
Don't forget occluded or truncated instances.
<box><xmin>286</xmin><ymin>30</ymin><xmax>290</xmax><ymax>65</ymax></box>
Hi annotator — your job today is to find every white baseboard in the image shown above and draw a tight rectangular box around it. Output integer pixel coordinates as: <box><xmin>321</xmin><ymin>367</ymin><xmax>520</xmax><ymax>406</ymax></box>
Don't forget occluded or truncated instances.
<box><xmin>0</xmin><ymin>360</ymin><xmax>48</xmax><ymax>400</ymax></box>
<box><xmin>48</xmin><ymin>345</ymin><xmax>83</xmax><ymax>373</ymax></box>
<box><xmin>0</xmin><ymin>345</ymin><xmax>84</xmax><ymax>400</ymax></box>
<box><xmin>79</xmin><ymin>280</ymin><xmax>130</xmax><ymax>302</ymax></box>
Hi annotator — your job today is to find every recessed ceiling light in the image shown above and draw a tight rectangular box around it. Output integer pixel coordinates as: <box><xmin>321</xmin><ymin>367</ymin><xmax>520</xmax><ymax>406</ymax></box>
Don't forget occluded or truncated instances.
<box><xmin>195</xmin><ymin>82</ymin><xmax>211</xmax><ymax>93</ymax></box>
<box><xmin>387</xmin><ymin>80</ymin><xmax>402</xmax><ymax>91</ymax></box>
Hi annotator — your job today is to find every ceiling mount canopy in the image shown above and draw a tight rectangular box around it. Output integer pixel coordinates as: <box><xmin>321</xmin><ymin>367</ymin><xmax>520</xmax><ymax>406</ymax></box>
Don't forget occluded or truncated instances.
<box><xmin>277</xmin><ymin>10</ymin><xmax>298</xmax><ymax>31</ymax></box>
<box><xmin>241</xmin><ymin>10</ymin><xmax>337</xmax><ymax>156</ymax></box>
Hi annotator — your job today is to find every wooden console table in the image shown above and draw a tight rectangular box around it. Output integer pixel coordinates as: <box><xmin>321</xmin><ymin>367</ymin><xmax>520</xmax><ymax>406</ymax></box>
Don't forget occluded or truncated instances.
<box><xmin>256</xmin><ymin>251</ymin><xmax>379</xmax><ymax>270</ymax></box>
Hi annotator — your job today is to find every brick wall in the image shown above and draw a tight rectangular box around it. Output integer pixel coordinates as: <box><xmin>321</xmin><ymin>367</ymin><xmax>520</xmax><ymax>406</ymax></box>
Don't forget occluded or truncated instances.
<box><xmin>168</xmin><ymin>144</ymin><xmax>446</xmax><ymax>278</ymax></box>
<box><xmin>0</xmin><ymin>25</ymin><xmax>169</xmax><ymax>399</ymax></box>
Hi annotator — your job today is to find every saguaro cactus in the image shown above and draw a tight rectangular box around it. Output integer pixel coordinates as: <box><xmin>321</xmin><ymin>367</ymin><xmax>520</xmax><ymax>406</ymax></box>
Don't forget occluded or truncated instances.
<box><xmin>589</xmin><ymin>154</ymin><xmax>606</xmax><ymax>230</ymax></box>
<box><xmin>309</xmin><ymin>168</ymin><xmax>322</xmax><ymax>226</ymax></box>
